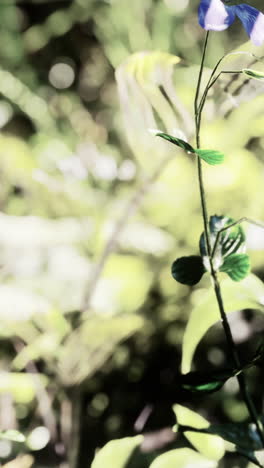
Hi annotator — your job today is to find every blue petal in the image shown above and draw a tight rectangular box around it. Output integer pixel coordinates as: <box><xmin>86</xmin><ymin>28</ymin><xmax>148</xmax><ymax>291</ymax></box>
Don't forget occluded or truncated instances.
<box><xmin>235</xmin><ymin>4</ymin><xmax>264</xmax><ymax>46</ymax></box>
<box><xmin>198</xmin><ymin>0</ymin><xmax>235</xmax><ymax>31</ymax></box>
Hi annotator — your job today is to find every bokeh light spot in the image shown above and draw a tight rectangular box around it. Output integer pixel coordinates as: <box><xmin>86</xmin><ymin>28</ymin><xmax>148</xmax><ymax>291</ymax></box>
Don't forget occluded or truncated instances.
<box><xmin>0</xmin><ymin>101</ymin><xmax>13</xmax><ymax>128</ymax></box>
<box><xmin>49</xmin><ymin>63</ymin><xmax>75</xmax><ymax>90</ymax></box>
<box><xmin>27</xmin><ymin>426</ymin><xmax>50</xmax><ymax>451</ymax></box>
<box><xmin>0</xmin><ymin>440</ymin><xmax>12</xmax><ymax>458</ymax></box>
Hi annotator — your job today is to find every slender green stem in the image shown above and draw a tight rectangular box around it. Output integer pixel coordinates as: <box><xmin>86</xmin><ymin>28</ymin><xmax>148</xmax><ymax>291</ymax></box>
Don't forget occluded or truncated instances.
<box><xmin>197</xmin><ymin>158</ymin><xmax>211</xmax><ymax>259</ymax></box>
<box><xmin>195</xmin><ymin>32</ymin><xmax>264</xmax><ymax>450</ymax></box>
<box><xmin>194</xmin><ymin>32</ymin><xmax>211</xmax><ymax>260</ymax></box>
<box><xmin>197</xmin><ymin>49</ymin><xmax>262</xmax><ymax>116</ymax></box>
<box><xmin>198</xmin><ymin>70</ymin><xmax>243</xmax><ymax>117</ymax></box>
<box><xmin>197</xmin><ymin>54</ymin><xmax>226</xmax><ymax>115</ymax></box>
<box><xmin>194</xmin><ymin>32</ymin><xmax>209</xmax><ymax>133</ymax></box>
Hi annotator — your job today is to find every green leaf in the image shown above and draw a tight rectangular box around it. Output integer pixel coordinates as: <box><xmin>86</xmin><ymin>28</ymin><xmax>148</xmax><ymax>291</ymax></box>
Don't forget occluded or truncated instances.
<box><xmin>215</xmin><ymin>217</ymin><xmax>245</xmax><ymax>258</ymax></box>
<box><xmin>0</xmin><ymin>372</ymin><xmax>48</xmax><ymax>404</ymax></box>
<box><xmin>190</xmin><ymin>421</ymin><xmax>264</xmax><ymax>466</ymax></box>
<box><xmin>180</xmin><ymin>357</ymin><xmax>259</xmax><ymax>394</ymax></box>
<box><xmin>0</xmin><ymin>430</ymin><xmax>26</xmax><ymax>443</ymax></box>
<box><xmin>220</xmin><ymin>253</ymin><xmax>250</xmax><ymax>281</ymax></box>
<box><xmin>181</xmin><ymin>273</ymin><xmax>264</xmax><ymax>373</ymax></box>
<box><xmin>173</xmin><ymin>405</ymin><xmax>225</xmax><ymax>462</ymax></box>
<box><xmin>204</xmin><ymin>421</ymin><xmax>263</xmax><ymax>452</ymax></box>
<box><xmin>195</xmin><ymin>149</ymin><xmax>225</xmax><ymax>165</ymax></box>
<box><xmin>179</xmin><ymin>368</ymin><xmax>237</xmax><ymax>394</ymax></box>
<box><xmin>242</xmin><ymin>68</ymin><xmax>264</xmax><ymax>81</ymax></box>
<box><xmin>181</xmin><ymin>338</ymin><xmax>263</xmax><ymax>387</ymax></box>
<box><xmin>182</xmin><ymin>380</ymin><xmax>224</xmax><ymax>393</ymax></box>
<box><xmin>171</xmin><ymin>256</ymin><xmax>205</xmax><ymax>286</ymax></box>
<box><xmin>125</xmin><ymin>51</ymin><xmax>181</xmax><ymax>80</ymax></box>
<box><xmin>91</xmin><ymin>436</ymin><xmax>143</xmax><ymax>468</ymax></box>
<box><xmin>211</xmin><ymin>216</ymin><xmax>245</xmax><ymax>255</ymax></box>
<box><xmin>236</xmin><ymin>448</ymin><xmax>263</xmax><ymax>468</ymax></box>
<box><xmin>149</xmin><ymin>448</ymin><xmax>217</xmax><ymax>468</ymax></box>
<box><xmin>155</xmin><ymin>133</ymin><xmax>195</xmax><ymax>153</ymax></box>
<box><xmin>199</xmin><ymin>215</ymin><xmax>247</xmax><ymax>273</ymax></box>
<box><xmin>173</xmin><ymin>406</ymin><xmax>264</xmax><ymax>466</ymax></box>
<box><xmin>58</xmin><ymin>314</ymin><xmax>144</xmax><ymax>385</ymax></box>
<box><xmin>174</xmin><ymin>403</ymin><xmax>210</xmax><ymax>429</ymax></box>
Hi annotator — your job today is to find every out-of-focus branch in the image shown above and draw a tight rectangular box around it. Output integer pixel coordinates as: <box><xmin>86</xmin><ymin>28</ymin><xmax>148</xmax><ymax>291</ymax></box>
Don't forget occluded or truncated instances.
<box><xmin>81</xmin><ymin>153</ymin><xmax>174</xmax><ymax>313</ymax></box>
<box><xmin>68</xmin><ymin>388</ymin><xmax>82</xmax><ymax>468</ymax></box>
<box><xmin>14</xmin><ymin>341</ymin><xmax>57</xmax><ymax>441</ymax></box>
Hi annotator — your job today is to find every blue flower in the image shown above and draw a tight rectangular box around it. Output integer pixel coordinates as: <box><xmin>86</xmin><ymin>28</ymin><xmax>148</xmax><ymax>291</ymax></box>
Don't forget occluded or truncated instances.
<box><xmin>198</xmin><ymin>0</ymin><xmax>264</xmax><ymax>46</ymax></box>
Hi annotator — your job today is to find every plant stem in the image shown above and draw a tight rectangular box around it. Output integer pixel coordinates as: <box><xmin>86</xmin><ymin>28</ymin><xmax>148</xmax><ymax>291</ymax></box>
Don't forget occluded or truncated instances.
<box><xmin>195</xmin><ymin>32</ymin><xmax>264</xmax><ymax>449</ymax></box>
<box><xmin>68</xmin><ymin>387</ymin><xmax>82</xmax><ymax>468</ymax></box>
<box><xmin>194</xmin><ymin>32</ymin><xmax>211</xmax><ymax>261</ymax></box>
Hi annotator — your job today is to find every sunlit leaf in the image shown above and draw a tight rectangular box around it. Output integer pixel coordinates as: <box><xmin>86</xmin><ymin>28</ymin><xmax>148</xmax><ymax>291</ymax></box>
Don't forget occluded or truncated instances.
<box><xmin>0</xmin><ymin>372</ymin><xmax>48</xmax><ymax>403</ymax></box>
<box><xmin>13</xmin><ymin>333</ymin><xmax>61</xmax><ymax>370</ymax></box>
<box><xmin>242</xmin><ymin>68</ymin><xmax>264</xmax><ymax>81</ymax></box>
<box><xmin>220</xmin><ymin>253</ymin><xmax>250</xmax><ymax>281</ymax></box>
<box><xmin>124</xmin><ymin>51</ymin><xmax>181</xmax><ymax>80</ymax></box>
<box><xmin>171</xmin><ymin>256</ymin><xmax>205</xmax><ymax>286</ymax></box>
<box><xmin>0</xmin><ymin>135</ymin><xmax>36</xmax><ymax>181</ymax></box>
<box><xmin>95</xmin><ymin>255</ymin><xmax>153</xmax><ymax>314</ymax></box>
<box><xmin>0</xmin><ymin>430</ymin><xmax>25</xmax><ymax>443</ymax></box>
<box><xmin>0</xmin><ymin>285</ymin><xmax>51</xmax><ymax>322</ymax></box>
<box><xmin>116</xmin><ymin>51</ymin><xmax>187</xmax><ymax>170</ymax></box>
<box><xmin>91</xmin><ymin>435</ymin><xmax>143</xmax><ymax>468</ymax></box>
<box><xmin>155</xmin><ymin>133</ymin><xmax>195</xmax><ymax>153</ymax></box>
<box><xmin>173</xmin><ymin>406</ymin><xmax>225</xmax><ymax>462</ymax></box>
<box><xmin>189</xmin><ymin>422</ymin><xmax>264</xmax><ymax>466</ymax></box>
<box><xmin>173</xmin><ymin>406</ymin><xmax>264</xmax><ymax>464</ymax></box>
<box><xmin>149</xmin><ymin>448</ymin><xmax>217</xmax><ymax>468</ymax></box>
<box><xmin>42</xmin><ymin>308</ymin><xmax>71</xmax><ymax>338</ymax></box>
<box><xmin>173</xmin><ymin>404</ymin><xmax>210</xmax><ymax>429</ymax></box>
<box><xmin>2</xmin><ymin>455</ymin><xmax>34</xmax><ymax>468</ymax></box>
<box><xmin>181</xmin><ymin>273</ymin><xmax>264</xmax><ymax>373</ymax></box>
<box><xmin>58</xmin><ymin>314</ymin><xmax>144</xmax><ymax>385</ymax></box>
<box><xmin>195</xmin><ymin>149</ymin><xmax>225</xmax><ymax>165</ymax></box>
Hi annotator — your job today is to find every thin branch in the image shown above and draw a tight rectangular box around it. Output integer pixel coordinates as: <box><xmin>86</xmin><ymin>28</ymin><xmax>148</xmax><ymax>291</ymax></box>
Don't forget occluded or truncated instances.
<box><xmin>81</xmin><ymin>153</ymin><xmax>174</xmax><ymax>313</ymax></box>
<box><xmin>198</xmin><ymin>50</ymin><xmax>264</xmax><ymax>116</ymax></box>
<box><xmin>68</xmin><ymin>387</ymin><xmax>82</xmax><ymax>468</ymax></box>
<box><xmin>194</xmin><ymin>31</ymin><xmax>209</xmax><ymax>128</ymax></box>
<box><xmin>195</xmin><ymin>32</ymin><xmax>212</xmax><ymax>260</ymax></box>
<box><xmin>14</xmin><ymin>340</ymin><xmax>57</xmax><ymax>441</ymax></box>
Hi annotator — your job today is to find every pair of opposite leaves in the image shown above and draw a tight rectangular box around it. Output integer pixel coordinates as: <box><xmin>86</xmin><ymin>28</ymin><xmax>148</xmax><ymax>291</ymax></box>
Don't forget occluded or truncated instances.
<box><xmin>155</xmin><ymin>133</ymin><xmax>250</xmax><ymax>286</ymax></box>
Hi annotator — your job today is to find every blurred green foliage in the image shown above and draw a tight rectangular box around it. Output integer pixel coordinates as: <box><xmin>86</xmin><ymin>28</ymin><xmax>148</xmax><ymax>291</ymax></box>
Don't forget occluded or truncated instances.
<box><xmin>0</xmin><ymin>0</ymin><xmax>264</xmax><ymax>467</ymax></box>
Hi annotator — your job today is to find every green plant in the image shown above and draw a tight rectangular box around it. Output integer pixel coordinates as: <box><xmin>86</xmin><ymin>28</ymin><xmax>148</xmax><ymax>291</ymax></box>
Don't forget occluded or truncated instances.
<box><xmin>91</xmin><ymin>2</ymin><xmax>264</xmax><ymax>467</ymax></box>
